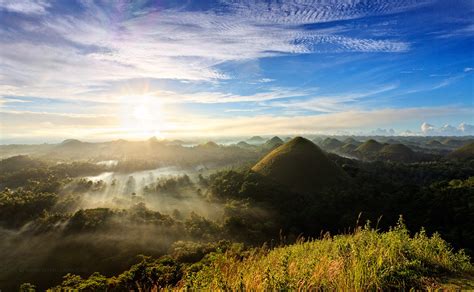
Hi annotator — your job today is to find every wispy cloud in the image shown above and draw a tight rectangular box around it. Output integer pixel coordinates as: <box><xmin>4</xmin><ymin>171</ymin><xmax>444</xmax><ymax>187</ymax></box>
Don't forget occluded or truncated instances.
<box><xmin>0</xmin><ymin>0</ymin><xmax>414</xmax><ymax>102</ymax></box>
<box><xmin>155</xmin><ymin>87</ymin><xmax>316</xmax><ymax>104</ymax></box>
<box><xmin>0</xmin><ymin>0</ymin><xmax>50</xmax><ymax>15</ymax></box>
<box><xmin>2</xmin><ymin>106</ymin><xmax>470</xmax><ymax>141</ymax></box>
<box><xmin>267</xmin><ymin>85</ymin><xmax>397</xmax><ymax>113</ymax></box>
<box><xmin>221</xmin><ymin>0</ymin><xmax>433</xmax><ymax>24</ymax></box>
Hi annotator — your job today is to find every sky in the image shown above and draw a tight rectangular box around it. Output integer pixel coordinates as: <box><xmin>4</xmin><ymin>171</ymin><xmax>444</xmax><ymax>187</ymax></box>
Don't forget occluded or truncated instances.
<box><xmin>0</xmin><ymin>0</ymin><xmax>473</xmax><ymax>143</ymax></box>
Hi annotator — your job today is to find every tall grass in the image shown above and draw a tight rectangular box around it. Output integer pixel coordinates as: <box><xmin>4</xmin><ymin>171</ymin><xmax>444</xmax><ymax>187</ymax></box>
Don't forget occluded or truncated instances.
<box><xmin>181</xmin><ymin>218</ymin><xmax>472</xmax><ymax>290</ymax></box>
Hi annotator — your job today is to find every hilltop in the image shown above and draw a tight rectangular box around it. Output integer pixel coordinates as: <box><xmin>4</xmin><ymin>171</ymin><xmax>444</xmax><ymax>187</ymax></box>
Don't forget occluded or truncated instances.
<box><xmin>247</xmin><ymin>136</ymin><xmax>265</xmax><ymax>144</ymax></box>
<box><xmin>355</xmin><ymin>139</ymin><xmax>384</xmax><ymax>154</ymax></box>
<box><xmin>0</xmin><ymin>155</ymin><xmax>45</xmax><ymax>173</ymax></box>
<box><xmin>252</xmin><ymin>137</ymin><xmax>347</xmax><ymax>194</ymax></box>
<box><xmin>263</xmin><ymin>136</ymin><xmax>284</xmax><ymax>149</ymax></box>
<box><xmin>340</xmin><ymin>143</ymin><xmax>357</xmax><ymax>153</ymax></box>
<box><xmin>378</xmin><ymin>144</ymin><xmax>416</xmax><ymax>162</ymax></box>
<box><xmin>343</xmin><ymin>137</ymin><xmax>361</xmax><ymax>145</ymax></box>
<box><xmin>320</xmin><ymin>137</ymin><xmax>344</xmax><ymax>150</ymax></box>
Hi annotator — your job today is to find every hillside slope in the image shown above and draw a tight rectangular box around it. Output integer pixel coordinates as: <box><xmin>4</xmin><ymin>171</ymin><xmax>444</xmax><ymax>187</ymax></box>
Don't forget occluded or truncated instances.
<box><xmin>447</xmin><ymin>142</ymin><xmax>474</xmax><ymax>160</ymax></box>
<box><xmin>184</xmin><ymin>223</ymin><xmax>473</xmax><ymax>290</ymax></box>
<box><xmin>355</xmin><ymin>139</ymin><xmax>384</xmax><ymax>154</ymax></box>
<box><xmin>379</xmin><ymin>144</ymin><xmax>416</xmax><ymax>162</ymax></box>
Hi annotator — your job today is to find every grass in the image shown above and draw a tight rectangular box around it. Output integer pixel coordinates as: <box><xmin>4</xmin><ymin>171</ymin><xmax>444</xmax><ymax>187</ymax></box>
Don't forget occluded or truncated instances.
<box><xmin>181</xmin><ymin>218</ymin><xmax>473</xmax><ymax>290</ymax></box>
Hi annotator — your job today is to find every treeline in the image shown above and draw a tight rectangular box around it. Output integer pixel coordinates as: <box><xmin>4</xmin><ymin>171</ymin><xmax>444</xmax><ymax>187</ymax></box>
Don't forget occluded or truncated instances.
<box><xmin>1</xmin><ymin>155</ymin><xmax>473</xmax><ymax>290</ymax></box>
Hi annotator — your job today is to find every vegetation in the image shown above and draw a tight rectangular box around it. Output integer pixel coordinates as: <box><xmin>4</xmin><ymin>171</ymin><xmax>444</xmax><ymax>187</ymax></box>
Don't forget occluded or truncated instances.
<box><xmin>44</xmin><ymin>221</ymin><xmax>474</xmax><ymax>291</ymax></box>
<box><xmin>184</xmin><ymin>221</ymin><xmax>472</xmax><ymax>290</ymax></box>
<box><xmin>0</xmin><ymin>136</ymin><xmax>473</xmax><ymax>290</ymax></box>
<box><xmin>447</xmin><ymin>142</ymin><xmax>474</xmax><ymax>161</ymax></box>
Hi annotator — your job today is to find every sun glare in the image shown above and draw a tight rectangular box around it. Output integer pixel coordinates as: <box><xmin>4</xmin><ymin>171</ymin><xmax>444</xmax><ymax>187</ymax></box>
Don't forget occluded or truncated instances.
<box><xmin>119</xmin><ymin>94</ymin><xmax>166</xmax><ymax>139</ymax></box>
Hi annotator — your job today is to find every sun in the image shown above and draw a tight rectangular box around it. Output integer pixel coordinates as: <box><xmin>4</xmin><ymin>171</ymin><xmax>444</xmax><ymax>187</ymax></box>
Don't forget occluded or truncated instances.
<box><xmin>132</xmin><ymin>104</ymin><xmax>152</xmax><ymax>121</ymax></box>
<box><xmin>119</xmin><ymin>94</ymin><xmax>166</xmax><ymax>139</ymax></box>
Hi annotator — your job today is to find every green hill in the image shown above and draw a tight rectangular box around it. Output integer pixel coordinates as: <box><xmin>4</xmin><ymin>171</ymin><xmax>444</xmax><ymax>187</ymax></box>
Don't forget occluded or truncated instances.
<box><xmin>427</xmin><ymin>140</ymin><xmax>443</xmax><ymax>147</ymax></box>
<box><xmin>263</xmin><ymin>136</ymin><xmax>284</xmax><ymax>149</ymax></box>
<box><xmin>343</xmin><ymin>137</ymin><xmax>360</xmax><ymax>145</ymax></box>
<box><xmin>247</xmin><ymin>136</ymin><xmax>265</xmax><ymax>144</ymax></box>
<box><xmin>355</xmin><ymin>139</ymin><xmax>384</xmax><ymax>154</ymax></box>
<box><xmin>199</xmin><ymin>141</ymin><xmax>219</xmax><ymax>148</ymax></box>
<box><xmin>236</xmin><ymin>141</ymin><xmax>253</xmax><ymax>148</ymax></box>
<box><xmin>251</xmin><ymin>137</ymin><xmax>347</xmax><ymax>194</ymax></box>
<box><xmin>340</xmin><ymin>143</ymin><xmax>357</xmax><ymax>153</ymax></box>
<box><xmin>442</xmin><ymin>138</ymin><xmax>466</xmax><ymax>148</ymax></box>
<box><xmin>320</xmin><ymin>138</ymin><xmax>343</xmax><ymax>150</ymax></box>
<box><xmin>0</xmin><ymin>155</ymin><xmax>45</xmax><ymax>174</ymax></box>
<box><xmin>447</xmin><ymin>142</ymin><xmax>474</xmax><ymax>160</ymax></box>
<box><xmin>378</xmin><ymin>144</ymin><xmax>416</xmax><ymax>162</ymax></box>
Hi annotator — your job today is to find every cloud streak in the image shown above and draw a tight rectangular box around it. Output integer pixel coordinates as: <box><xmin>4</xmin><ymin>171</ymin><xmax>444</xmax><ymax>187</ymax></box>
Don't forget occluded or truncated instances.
<box><xmin>0</xmin><ymin>0</ymin><xmax>50</xmax><ymax>15</ymax></box>
<box><xmin>1</xmin><ymin>106</ymin><xmax>470</xmax><ymax>142</ymax></box>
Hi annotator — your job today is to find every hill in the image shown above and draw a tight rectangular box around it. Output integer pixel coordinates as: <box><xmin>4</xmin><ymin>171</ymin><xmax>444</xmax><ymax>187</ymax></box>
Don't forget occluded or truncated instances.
<box><xmin>0</xmin><ymin>155</ymin><xmax>45</xmax><ymax>174</ymax></box>
<box><xmin>442</xmin><ymin>138</ymin><xmax>468</xmax><ymax>148</ymax></box>
<box><xmin>447</xmin><ymin>142</ymin><xmax>474</xmax><ymax>160</ymax></box>
<box><xmin>320</xmin><ymin>138</ymin><xmax>343</xmax><ymax>150</ymax></box>
<box><xmin>183</xmin><ymin>223</ymin><xmax>473</xmax><ymax>290</ymax></box>
<box><xmin>343</xmin><ymin>137</ymin><xmax>360</xmax><ymax>145</ymax></box>
<box><xmin>340</xmin><ymin>143</ymin><xmax>357</xmax><ymax>153</ymax></box>
<box><xmin>378</xmin><ymin>144</ymin><xmax>416</xmax><ymax>162</ymax></box>
<box><xmin>236</xmin><ymin>141</ymin><xmax>253</xmax><ymax>148</ymax></box>
<box><xmin>427</xmin><ymin>140</ymin><xmax>443</xmax><ymax>147</ymax></box>
<box><xmin>247</xmin><ymin>136</ymin><xmax>265</xmax><ymax>144</ymax></box>
<box><xmin>263</xmin><ymin>136</ymin><xmax>284</xmax><ymax>149</ymax></box>
<box><xmin>251</xmin><ymin>137</ymin><xmax>347</xmax><ymax>193</ymax></box>
<box><xmin>355</xmin><ymin>139</ymin><xmax>384</xmax><ymax>154</ymax></box>
<box><xmin>199</xmin><ymin>141</ymin><xmax>219</xmax><ymax>148</ymax></box>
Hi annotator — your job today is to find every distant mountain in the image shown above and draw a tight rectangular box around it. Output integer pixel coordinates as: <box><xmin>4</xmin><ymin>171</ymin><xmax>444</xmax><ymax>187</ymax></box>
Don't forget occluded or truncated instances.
<box><xmin>263</xmin><ymin>136</ymin><xmax>284</xmax><ymax>149</ymax></box>
<box><xmin>252</xmin><ymin>137</ymin><xmax>347</xmax><ymax>194</ymax></box>
<box><xmin>340</xmin><ymin>143</ymin><xmax>357</xmax><ymax>153</ymax></box>
<box><xmin>199</xmin><ymin>141</ymin><xmax>219</xmax><ymax>148</ymax></box>
<box><xmin>236</xmin><ymin>141</ymin><xmax>253</xmax><ymax>148</ymax></box>
<box><xmin>378</xmin><ymin>144</ymin><xmax>416</xmax><ymax>162</ymax></box>
<box><xmin>446</xmin><ymin>142</ymin><xmax>474</xmax><ymax>161</ymax></box>
<box><xmin>442</xmin><ymin>138</ymin><xmax>466</xmax><ymax>148</ymax></box>
<box><xmin>320</xmin><ymin>138</ymin><xmax>343</xmax><ymax>150</ymax></box>
<box><xmin>427</xmin><ymin>140</ymin><xmax>443</xmax><ymax>147</ymax></box>
<box><xmin>60</xmin><ymin>139</ymin><xmax>83</xmax><ymax>146</ymax></box>
<box><xmin>247</xmin><ymin>136</ymin><xmax>265</xmax><ymax>144</ymax></box>
<box><xmin>343</xmin><ymin>138</ymin><xmax>361</xmax><ymax>146</ymax></box>
<box><xmin>355</xmin><ymin>139</ymin><xmax>384</xmax><ymax>154</ymax></box>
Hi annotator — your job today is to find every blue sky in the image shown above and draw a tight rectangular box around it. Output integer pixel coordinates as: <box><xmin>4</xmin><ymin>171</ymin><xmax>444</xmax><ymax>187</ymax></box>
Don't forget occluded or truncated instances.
<box><xmin>0</xmin><ymin>0</ymin><xmax>473</xmax><ymax>142</ymax></box>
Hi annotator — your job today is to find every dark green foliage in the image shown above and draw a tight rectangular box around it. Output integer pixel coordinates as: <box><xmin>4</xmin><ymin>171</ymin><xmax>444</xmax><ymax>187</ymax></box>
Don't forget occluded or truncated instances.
<box><xmin>0</xmin><ymin>188</ymin><xmax>57</xmax><ymax>228</ymax></box>
<box><xmin>1</xmin><ymin>140</ymin><xmax>473</xmax><ymax>290</ymax></box>
<box><xmin>0</xmin><ymin>155</ymin><xmax>45</xmax><ymax>173</ymax></box>
<box><xmin>447</xmin><ymin>142</ymin><xmax>474</xmax><ymax>161</ymax></box>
